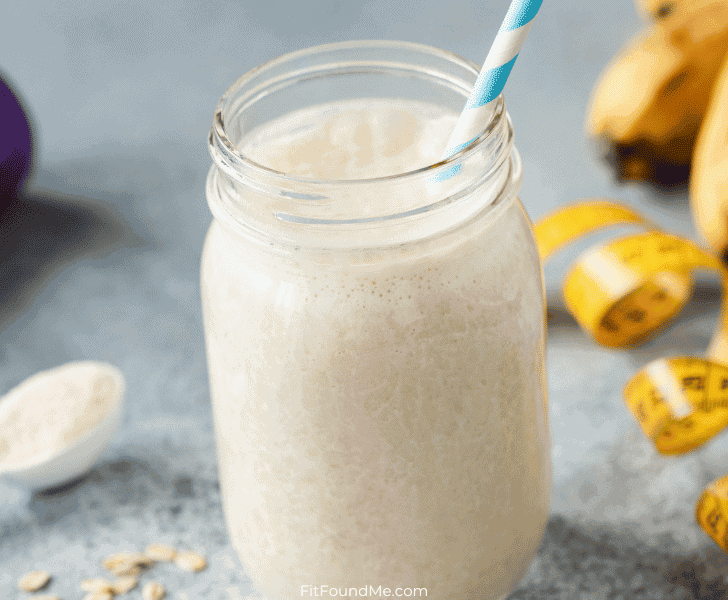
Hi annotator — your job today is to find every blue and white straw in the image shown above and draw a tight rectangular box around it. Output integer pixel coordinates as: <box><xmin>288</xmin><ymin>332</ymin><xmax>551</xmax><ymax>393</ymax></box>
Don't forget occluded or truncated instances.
<box><xmin>441</xmin><ymin>0</ymin><xmax>543</xmax><ymax>163</ymax></box>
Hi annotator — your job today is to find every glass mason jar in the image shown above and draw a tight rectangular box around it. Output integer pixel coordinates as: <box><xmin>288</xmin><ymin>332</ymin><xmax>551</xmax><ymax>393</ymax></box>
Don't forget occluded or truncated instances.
<box><xmin>202</xmin><ymin>40</ymin><xmax>551</xmax><ymax>600</ymax></box>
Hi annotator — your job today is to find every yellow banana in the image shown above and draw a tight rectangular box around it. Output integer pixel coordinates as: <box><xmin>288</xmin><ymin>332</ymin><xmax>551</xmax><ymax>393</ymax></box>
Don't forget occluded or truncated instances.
<box><xmin>691</xmin><ymin>47</ymin><xmax>728</xmax><ymax>255</ymax></box>
<box><xmin>587</xmin><ymin>25</ymin><xmax>693</xmax><ymax>146</ymax></box>
<box><xmin>587</xmin><ymin>0</ymin><xmax>728</xmax><ymax>185</ymax></box>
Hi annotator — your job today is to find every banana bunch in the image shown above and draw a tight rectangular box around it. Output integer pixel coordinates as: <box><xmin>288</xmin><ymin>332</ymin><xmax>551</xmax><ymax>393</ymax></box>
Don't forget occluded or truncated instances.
<box><xmin>587</xmin><ymin>0</ymin><xmax>728</xmax><ymax>254</ymax></box>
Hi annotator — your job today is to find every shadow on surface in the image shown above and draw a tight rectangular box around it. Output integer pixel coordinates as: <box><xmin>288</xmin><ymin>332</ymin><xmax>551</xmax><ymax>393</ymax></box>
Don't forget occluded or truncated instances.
<box><xmin>639</xmin><ymin>179</ymin><xmax>691</xmax><ymax>210</ymax></box>
<box><xmin>546</xmin><ymin>304</ymin><xmax>579</xmax><ymax>330</ymax></box>
<box><xmin>511</xmin><ymin>516</ymin><xmax>728</xmax><ymax>599</ymax></box>
<box><xmin>27</xmin><ymin>457</ymin><xmax>166</xmax><ymax>525</ymax></box>
<box><xmin>20</xmin><ymin>456</ymin><xmax>215</xmax><ymax>532</ymax></box>
<box><xmin>0</xmin><ymin>186</ymin><xmax>146</xmax><ymax>330</ymax></box>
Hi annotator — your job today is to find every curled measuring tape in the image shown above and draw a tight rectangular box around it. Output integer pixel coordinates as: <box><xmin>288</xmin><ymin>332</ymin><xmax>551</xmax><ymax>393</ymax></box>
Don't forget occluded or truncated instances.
<box><xmin>696</xmin><ymin>475</ymin><xmax>728</xmax><ymax>553</ymax></box>
<box><xmin>533</xmin><ymin>199</ymin><xmax>728</xmax><ymax>551</ymax></box>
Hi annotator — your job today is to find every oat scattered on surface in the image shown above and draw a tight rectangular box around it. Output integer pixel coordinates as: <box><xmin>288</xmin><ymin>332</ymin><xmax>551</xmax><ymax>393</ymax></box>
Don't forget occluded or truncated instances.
<box><xmin>174</xmin><ymin>550</ymin><xmax>207</xmax><ymax>572</ymax></box>
<box><xmin>142</xmin><ymin>581</ymin><xmax>166</xmax><ymax>600</ymax></box>
<box><xmin>17</xmin><ymin>544</ymin><xmax>206</xmax><ymax>600</ymax></box>
<box><xmin>83</xmin><ymin>592</ymin><xmax>114</xmax><ymax>600</ymax></box>
<box><xmin>111</xmin><ymin>576</ymin><xmax>138</xmax><ymax>595</ymax></box>
<box><xmin>103</xmin><ymin>551</ymin><xmax>153</xmax><ymax>570</ymax></box>
<box><xmin>81</xmin><ymin>577</ymin><xmax>114</xmax><ymax>593</ymax></box>
<box><xmin>111</xmin><ymin>564</ymin><xmax>142</xmax><ymax>577</ymax></box>
<box><xmin>18</xmin><ymin>570</ymin><xmax>52</xmax><ymax>592</ymax></box>
<box><xmin>110</xmin><ymin>563</ymin><xmax>142</xmax><ymax>577</ymax></box>
<box><xmin>144</xmin><ymin>543</ymin><xmax>177</xmax><ymax>562</ymax></box>
<box><xmin>102</xmin><ymin>553</ymin><xmax>150</xmax><ymax>577</ymax></box>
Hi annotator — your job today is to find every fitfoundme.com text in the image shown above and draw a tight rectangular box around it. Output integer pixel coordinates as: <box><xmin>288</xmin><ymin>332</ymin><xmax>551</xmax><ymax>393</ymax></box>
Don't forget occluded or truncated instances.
<box><xmin>301</xmin><ymin>585</ymin><xmax>428</xmax><ymax>597</ymax></box>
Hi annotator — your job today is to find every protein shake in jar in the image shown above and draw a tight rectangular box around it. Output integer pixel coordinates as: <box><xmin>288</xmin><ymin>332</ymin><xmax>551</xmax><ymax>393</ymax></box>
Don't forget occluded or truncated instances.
<box><xmin>201</xmin><ymin>40</ymin><xmax>551</xmax><ymax>600</ymax></box>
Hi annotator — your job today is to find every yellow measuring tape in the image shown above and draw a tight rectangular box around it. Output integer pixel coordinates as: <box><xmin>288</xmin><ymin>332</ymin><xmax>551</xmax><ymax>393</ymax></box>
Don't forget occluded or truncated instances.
<box><xmin>533</xmin><ymin>199</ymin><xmax>728</xmax><ymax>552</ymax></box>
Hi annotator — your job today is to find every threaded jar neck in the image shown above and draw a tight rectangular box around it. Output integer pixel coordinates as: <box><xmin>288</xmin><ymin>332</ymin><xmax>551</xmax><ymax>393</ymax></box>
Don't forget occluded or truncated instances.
<box><xmin>206</xmin><ymin>40</ymin><xmax>520</xmax><ymax>251</ymax></box>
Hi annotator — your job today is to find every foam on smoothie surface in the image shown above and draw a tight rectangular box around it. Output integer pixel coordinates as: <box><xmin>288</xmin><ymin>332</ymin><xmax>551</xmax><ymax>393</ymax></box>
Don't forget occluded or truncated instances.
<box><xmin>239</xmin><ymin>99</ymin><xmax>460</xmax><ymax>180</ymax></box>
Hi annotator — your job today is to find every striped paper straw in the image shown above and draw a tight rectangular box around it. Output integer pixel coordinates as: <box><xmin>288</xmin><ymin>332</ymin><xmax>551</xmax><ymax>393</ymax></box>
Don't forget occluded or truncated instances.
<box><xmin>442</xmin><ymin>0</ymin><xmax>543</xmax><ymax>162</ymax></box>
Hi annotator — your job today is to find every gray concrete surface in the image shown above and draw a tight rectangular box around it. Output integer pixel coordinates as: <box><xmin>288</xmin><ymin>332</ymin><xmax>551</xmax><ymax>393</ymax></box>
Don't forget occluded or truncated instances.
<box><xmin>2</xmin><ymin>0</ymin><xmax>728</xmax><ymax>598</ymax></box>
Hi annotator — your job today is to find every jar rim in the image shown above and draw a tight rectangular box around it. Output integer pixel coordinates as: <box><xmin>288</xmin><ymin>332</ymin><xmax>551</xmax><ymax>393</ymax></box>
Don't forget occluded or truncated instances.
<box><xmin>209</xmin><ymin>39</ymin><xmax>505</xmax><ymax>188</ymax></box>
<box><xmin>205</xmin><ymin>39</ymin><xmax>520</xmax><ymax>248</ymax></box>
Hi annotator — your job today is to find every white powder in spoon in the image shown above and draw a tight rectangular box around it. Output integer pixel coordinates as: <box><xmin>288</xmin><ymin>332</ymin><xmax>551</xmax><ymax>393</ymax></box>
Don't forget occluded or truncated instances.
<box><xmin>0</xmin><ymin>361</ymin><xmax>123</xmax><ymax>467</ymax></box>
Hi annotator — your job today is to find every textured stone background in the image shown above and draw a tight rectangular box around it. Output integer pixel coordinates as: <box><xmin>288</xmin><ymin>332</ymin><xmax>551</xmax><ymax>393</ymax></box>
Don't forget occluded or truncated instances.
<box><xmin>2</xmin><ymin>0</ymin><xmax>728</xmax><ymax>598</ymax></box>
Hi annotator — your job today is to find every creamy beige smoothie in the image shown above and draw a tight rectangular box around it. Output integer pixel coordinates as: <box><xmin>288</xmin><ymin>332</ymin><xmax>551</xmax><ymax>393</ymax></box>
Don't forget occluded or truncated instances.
<box><xmin>202</xmin><ymin>98</ymin><xmax>550</xmax><ymax>599</ymax></box>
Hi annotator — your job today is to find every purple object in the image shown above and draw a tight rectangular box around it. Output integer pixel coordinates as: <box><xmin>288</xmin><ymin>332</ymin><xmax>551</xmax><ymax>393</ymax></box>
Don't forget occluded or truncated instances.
<box><xmin>0</xmin><ymin>73</ymin><xmax>32</xmax><ymax>206</ymax></box>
